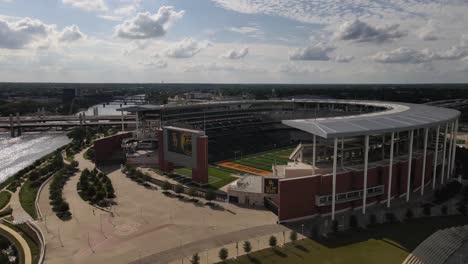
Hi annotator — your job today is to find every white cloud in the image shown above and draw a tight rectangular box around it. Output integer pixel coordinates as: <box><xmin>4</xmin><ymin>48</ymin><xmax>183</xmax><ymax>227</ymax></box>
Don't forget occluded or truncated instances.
<box><xmin>58</xmin><ymin>25</ymin><xmax>85</xmax><ymax>42</ymax></box>
<box><xmin>115</xmin><ymin>6</ymin><xmax>184</xmax><ymax>39</ymax></box>
<box><xmin>278</xmin><ymin>63</ymin><xmax>331</xmax><ymax>74</ymax></box>
<box><xmin>221</xmin><ymin>47</ymin><xmax>249</xmax><ymax>59</ymax></box>
<box><xmin>435</xmin><ymin>45</ymin><xmax>467</xmax><ymax>60</ymax></box>
<box><xmin>418</xmin><ymin>21</ymin><xmax>438</xmax><ymax>41</ymax></box>
<box><xmin>289</xmin><ymin>43</ymin><xmax>334</xmax><ymax>61</ymax></box>
<box><xmin>0</xmin><ymin>17</ymin><xmax>51</xmax><ymax>49</ymax></box>
<box><xmin>163</xmin><ymin>38</ymin><xmax>211</xmax><ymax>58</ymax></box>
<box><xmin>62</xmin><ymin>0</ymin><xmax>108</xmax><ymax>12</ymax></box>
<box><xmin>142</xmin><ymin>59</ymin><xmax>168</xmax><ymax>69</ymax></box>
<box><xmin>228</xmin><ymin>26</ymin><xmax>259</xmax><ymax>34</ymax></box>
<box><xmin>335</xmin><ymin>19</ymin><xmax>406</xmax><ymax>43</ymax></box>
<box><xmin>371</xmin><ymin>47</ymin><xmax>434</xmax><ymax>64</ymax></box>
<box><xmin>185</xmin><ymin>62</ymin><xmax>265</xmax><ymax>73</ymax></box>
<box><xmin>334</xmin><ymin>55</ymin><xmax>354</xmax><ymax>63</ymax></box>
<box><xmin>98</xmin><ymin>15</ymin><xmax>123</xmax><ymax>22</ymax></box>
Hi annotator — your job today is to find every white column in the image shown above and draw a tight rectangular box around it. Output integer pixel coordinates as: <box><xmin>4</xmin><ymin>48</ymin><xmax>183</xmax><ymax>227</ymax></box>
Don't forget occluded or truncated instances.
<box><xmin>451</xmin><ymin>119</ymin><xmax>458</xmax><ymax>174</ymax></box>
<box><xmin>382</xmin><ymin>134</ymin><xmax>385</xmax><ymax>160</ymax></box>
<box><xmin>440</xmin><ymin>123</ymin><xmax>448</xmax><ymax>184</ymax></box>
<box><xmin>421</xmin><ymin>128</ymin><xmax>429</xmax><ymax>196</ymax></box>
<box><xmin>446</xmin><ymin>121</ymin><xmax>454</xmax><ymax>179</ymax></box>
<box><xmin>432</xmin><ymin>126</ymin><xmax>440</xmax><ymax>190</ymax></box>
<box><xmin>121</xmin><ymin>110</ymin><xmax>124</xmax><ymax>132</ymax></box>
<box><xmin>312</xmin><ymin>135</ymin><xmax>316</xmax><ymax>175</ymax></box>
<box><xmin>341</xmin><ymin>137</ymin><xmax>345</xmax><ymax>168</ymax></box>
<box><xmin>406</xmin><ymin>130</ymin><xmax>414</xmax><ymax>202</ymax></box>
<box><xmin>387</xmin><ymin>132</ymin><xmax>395</xmax><ymax>208</ymax></box>
<box><xmin>332</xmin><ymin>137</ymin><xmax>338</xmax><ymax>221</ymax></box>
<box><xmin>362</xmin><ymin>135</ymin><xmax>369</xmax><ymax>214</ymax></box>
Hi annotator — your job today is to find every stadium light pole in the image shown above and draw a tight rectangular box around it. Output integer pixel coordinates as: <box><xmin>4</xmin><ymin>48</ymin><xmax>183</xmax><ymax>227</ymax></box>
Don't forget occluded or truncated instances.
<box><xmin>406</xmin><ymin>130</ymin><xmax>414</xmax><ymax>202</ymax></box>
<box><xmin>432</xmin><ymin>126</ymin><xmax>440</xmax><ymax>190</ymax></box>
<box><xmin>451</xmin><ymin>119</ymin><xmax>458</xmax><ymax>175</ymax></box>
<box><xmin>447</xmin><ymin>121</ymin><xmax>454</xmax><ymax>179</ymax></box>
<box><xmin>362</xmin><ymin>135</ymin><xmax>369</xmax><ymax>214</ymax></box>
<box><xmin>332</xmin><ymin>137</ymin><xmax>338</xmax><ymax>221</ymax></box>
<box><xmin>421</xmin><ymin>128</ymin><xmax>429</xmax><ymax>196</ymax></box>
<box><xmin>387</xmin><ymin>132</ymin><xmax>394</xmax><ymax>208</ymax></box>
<box><xmin>441</xmin><ymin>123</ymin><xmax>449</xmax><ymax>184</ymax></box>
<box><xmin>312</xmin><ymin>135</ymin><xmax>316</xmax><ymax>175</ymax></box>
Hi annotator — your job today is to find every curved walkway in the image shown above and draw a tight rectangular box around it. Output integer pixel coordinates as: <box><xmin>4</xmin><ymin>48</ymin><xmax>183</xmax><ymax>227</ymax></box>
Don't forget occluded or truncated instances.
<box><xmin>9</xmin><ymin>186</ymin><xmax>33</xmax><ymax>224</ymax></box>
<box><xmin>0</xmin><ymin>223</ymin><xmax>32</xmax><ymax>264</ymax></box>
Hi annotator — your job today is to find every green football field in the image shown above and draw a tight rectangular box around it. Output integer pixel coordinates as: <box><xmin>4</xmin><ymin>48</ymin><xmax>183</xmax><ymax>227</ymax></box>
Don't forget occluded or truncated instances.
<box><xmin>218</xmin><ymin>147</ymin><xmax>295</xmax><ymax>173</ymax></box>
<box><xmin>173</xmin><ymin>166</ymin><xmax>237</xmax><ymax>189</ymax></box>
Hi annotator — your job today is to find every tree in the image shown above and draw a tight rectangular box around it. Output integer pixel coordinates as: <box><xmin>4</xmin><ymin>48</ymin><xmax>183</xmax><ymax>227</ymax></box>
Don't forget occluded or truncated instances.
<box><xmin>190</xmin><ymin>253</ymin><xmax>200</xmax><ymax>264</ymax></box>
<box><xmin>290</xmin><ymin>230</ymin><xmax>298</xmax><ymax>243</ymax></box>
<box><xmin>174</xmin><ymin>184</ymin><xmax>184</xmax><ymax>194</ymax></box>
<box><xmin>369</xmin><ymin>214</ymin><xmax>377</xmax><ymax>226</ymax></box>
<box><xmin>269</xmin><ymin>235</ymin><xmax>277</xmax><ymax>248</ymax></box>
<box><xmin>205</xmin><ymin>190</ymin><xmax>216</xmax><ymax>201</ymax></box>
<box><xmin>59</xmin><ymin>201</ymin><xmax>70</xmax><ymax>212</ymax></box>
<box><xmin>162</xmin><ymin>181</ymin><xmax>171</xmax><ymax>191</ymax></box>
<box><xmin>218</xmin><ymin>248</ymin><xmax>228</xmax><ymax>262</ymax></box>
<box><xmin>243</xmin><ymin>241</ymin><xmax>252</xmax><ymax>254</ymax></box>
<box><xmin>441</xmin><ymin>205</ymin><xmax>448</xmax><ymax>215</ymax></box>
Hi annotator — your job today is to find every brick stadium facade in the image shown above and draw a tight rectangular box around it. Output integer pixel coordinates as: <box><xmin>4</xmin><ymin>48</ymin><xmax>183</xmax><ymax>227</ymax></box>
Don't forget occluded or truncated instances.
<box><xmin>118</xmin><ymin>99</ymin><xmax>460</xmax><ymax>223</ymax></box>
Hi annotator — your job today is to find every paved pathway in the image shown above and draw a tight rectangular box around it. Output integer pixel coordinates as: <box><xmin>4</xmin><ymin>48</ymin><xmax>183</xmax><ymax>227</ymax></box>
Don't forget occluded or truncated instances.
<box><xmin>9</xmin><ymin>185</ymin><xmax>33</xmax><ymax>224</ymax></box>
<box><xmin>130</xmin><ymin>224</ymin><xmax>289</xmax><ymax>264</ymax></box>
<box><xmin>0</xmin><ymin>223</ymin><xmax>33</xmax><ymax>264</ymax></box>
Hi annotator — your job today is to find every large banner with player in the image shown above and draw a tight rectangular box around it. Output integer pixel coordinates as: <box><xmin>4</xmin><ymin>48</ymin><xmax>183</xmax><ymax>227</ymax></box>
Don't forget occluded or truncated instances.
<box><xmin>163</xmin><ymin>126</ymin><xmax>205</xmax><ymax>168</ymax></box>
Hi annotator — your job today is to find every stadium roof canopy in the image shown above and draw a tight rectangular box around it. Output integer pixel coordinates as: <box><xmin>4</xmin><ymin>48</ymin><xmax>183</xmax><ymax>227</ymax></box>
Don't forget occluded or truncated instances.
<box><xmin>119</xmin><ymin>99</ymin><xmax>460</xmax><ymax>139</ymax></box>
<box><xmin>282</xmin><ymin>101</ymin><xmax>460</xmax><ymax>139</ymax></box>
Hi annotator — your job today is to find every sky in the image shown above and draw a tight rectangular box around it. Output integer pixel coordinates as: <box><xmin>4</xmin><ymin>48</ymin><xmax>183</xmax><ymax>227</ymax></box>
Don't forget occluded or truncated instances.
<box><xmin>0</xmin><ymin>0</ymin><xmax>468</xmax><ymax>83</ymax></box>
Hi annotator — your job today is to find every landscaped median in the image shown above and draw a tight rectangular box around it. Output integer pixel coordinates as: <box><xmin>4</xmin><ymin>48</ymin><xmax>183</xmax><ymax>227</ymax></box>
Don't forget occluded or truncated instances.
<box><xmin>0</xmin><ymin>191</ymin><xmax>12</xmax><ymax>211</ymax></box>
<box><xmin>77</xmin><ymin>168</ymin><xmax>116</xmax><ymax>208</ymax></box>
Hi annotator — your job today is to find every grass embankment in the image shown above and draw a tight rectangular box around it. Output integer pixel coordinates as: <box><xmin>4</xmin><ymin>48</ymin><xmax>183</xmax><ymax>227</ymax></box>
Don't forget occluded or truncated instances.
<box><xmin>222</xmin><ymin>215</ymin><xmax>468</xmax><ymax>264</ymax></box>
<box><xmin>0</xmin><ymin>192</ymin><xmax>12</xmax><ymax>210</ymax></box>
<box><xmin>19</xmin><ymin>153</ymin><xmax>64</xmax><ymax>219</ymax></box>
<box><xmin>173</xmin><ymin>166</ymin><xmax>237</xmax><ymax>189</ymax></box>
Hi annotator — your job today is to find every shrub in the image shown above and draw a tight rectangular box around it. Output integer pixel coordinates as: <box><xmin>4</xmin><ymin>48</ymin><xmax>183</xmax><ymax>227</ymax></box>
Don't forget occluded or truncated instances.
<box><xmin>243</xmin><ymin>241</ymin><xmax>252</xmax><ymax>254</ymax></box>
<box><xmin>190</xmin><ymin>253</ymin><xmax>200</xmax><ymax>264</ymax></box>
<box><xmin>187</xmin><ymin>188</ymin><xmax>196</xmax><ymax>198</ymax></box>
<box><xmin>162</xmin><ymin>181</ymin><xmax>171</xmax><ymax>191</ymax></box>
<box><xmin>441</xmin><ymin>205</ymin><xmax>448</xmax><ymax>215</ymax></box>
<box><xmin>349</xmin><ymin>215</ymin><xmax>358</xmax><ymax>228</ymax></box>
<box><xmin>386</xmin><ymin>212</ymin><xmax>397</xmax><ymax>223</ymax></box>
<box><xmin>205</xmin><ymin>190</ymin><xmax>216</xmax><ymax>201</ymax></box>
<box><xmin>423</xmin><ymin>205</ymin><xmax>432</xmax><ymax>216</ymax></box>
<box><xmin>218</xmin><ymin>248</ymin><xmax>228</xmax><ymax>262</ymax></box>
<box><xmin>405</xmin><ymin>209</ymin><xmax>414</xmax><ymax>220</ymax></box>
<box><xmin>269</xmin><ymin>235</ymin><xmax>277</xmax><ymax>247</ymax></box>
<box><xmin>332</xmin><ymin>219</ymin><xmax>339</xmax><ymax>233</ymax></box>
<box><xmin>369</xmin><ymin>214</ymin><xmax>377</xmax><ymax>226</ymax></box>
<box><xmin>458</xmin><ymin>204</ymin><xmax>467</xmax><ymax>215</ymax></box>
<box><xmin>289</xmin><ymin>230</ymin><xmax>298</xmax><ymax>243</ymax></box>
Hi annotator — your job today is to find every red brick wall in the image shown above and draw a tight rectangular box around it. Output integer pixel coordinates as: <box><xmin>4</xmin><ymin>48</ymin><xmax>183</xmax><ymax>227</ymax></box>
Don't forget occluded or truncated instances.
<box><xmin>192</xmin><ymin>136</ymin><xmax>208</xmax><ymax>184</ymax></box>
<box><xmin>94</xmin><ymin>132</ymin><xmax>132</xmax><ymax>164</ymax></box>
<box><xmin>279</xmin><ymin>176</ymin><xmax>320</xmax><ymax>221</ymax></box>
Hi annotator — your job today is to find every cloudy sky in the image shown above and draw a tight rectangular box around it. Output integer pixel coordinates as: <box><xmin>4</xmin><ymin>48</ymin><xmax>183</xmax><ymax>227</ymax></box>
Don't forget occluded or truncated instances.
<box><xmin>1</xmin><ymin>0</ymin><xmax>468</xmax><ymax>83</ymax></box>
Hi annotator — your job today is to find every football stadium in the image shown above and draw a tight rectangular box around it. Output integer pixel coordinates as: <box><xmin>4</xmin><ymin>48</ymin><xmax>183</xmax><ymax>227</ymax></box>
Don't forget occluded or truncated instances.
<box><xmin>101</xmin><ymin>99</ymin><xmax>460</xmax><ymax>223</ymax></box>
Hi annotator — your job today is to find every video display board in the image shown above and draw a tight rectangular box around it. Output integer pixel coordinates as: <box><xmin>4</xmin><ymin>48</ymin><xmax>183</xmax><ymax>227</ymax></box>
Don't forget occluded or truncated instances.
<box><xmin>167</xmin><ymin>129</ymin><xmax>193</xmax><ymax>156</ymax></box>
<box><xmin>163</xmin><ymin>126</ymin><xmax>205</xmax><ymax>168</ymax></box>
<box><xmin>264</xmin><ymin>178</ymin><xmax>279</xmax><ymax>194</ymax></box>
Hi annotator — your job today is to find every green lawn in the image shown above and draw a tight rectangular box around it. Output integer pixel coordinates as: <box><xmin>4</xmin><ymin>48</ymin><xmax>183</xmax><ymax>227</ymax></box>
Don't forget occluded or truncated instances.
<box><xmin>173</xmin><ymin>166</ymin><xmax>237</xmax><ymax>189</ymax></box>
<box><xmin>19</xmin><ymin>180</ymin><xmax>42</xmax><ymax>219</ymax></box>
<box><xmin>221</xmin><ymin>215</ymin><xmax>468</xmax><ymax>264</ymax></box>
<box><xmin>0</xmin><ymin>191</ymin><xmax>12</xmax><ymax>210</ymax></box>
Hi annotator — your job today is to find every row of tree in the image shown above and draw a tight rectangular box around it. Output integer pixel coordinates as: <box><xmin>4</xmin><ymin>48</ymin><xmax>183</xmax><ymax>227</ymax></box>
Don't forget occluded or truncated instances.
<box><xmin>189</xmin><ymin>231</ymin><xmax>298</xmax><ymax>263</ymax></box>
<box><xmin>77</xmin><ymin>169</ymin><xmax>115</xmax><ymax>207</ymax></box>
<box><xmin>49</xmin><ymin>163</ymin><xmax>78</xmax><ymax>220</ymax></box>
